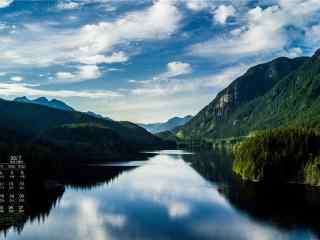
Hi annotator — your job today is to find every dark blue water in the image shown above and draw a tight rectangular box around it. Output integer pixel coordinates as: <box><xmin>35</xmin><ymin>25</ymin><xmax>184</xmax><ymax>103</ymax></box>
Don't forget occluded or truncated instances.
<box><xmin>2</xmin><ymin>150</ymin><xmax>319</xmax><ymax>240</ymax></box>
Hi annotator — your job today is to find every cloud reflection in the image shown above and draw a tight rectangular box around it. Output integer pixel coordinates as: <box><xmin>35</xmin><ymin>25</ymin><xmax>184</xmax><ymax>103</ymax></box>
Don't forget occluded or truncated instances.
<box><xmin>5</xmin><ymin>151</ymin><xmax>319</xmax><ymax>240</ymax></box>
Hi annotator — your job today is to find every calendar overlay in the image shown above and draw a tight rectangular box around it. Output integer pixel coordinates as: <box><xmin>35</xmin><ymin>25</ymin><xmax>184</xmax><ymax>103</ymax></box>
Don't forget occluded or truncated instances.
<box><xmin>0</xmin><ymin>155</ymin><xmax>26</xmax><ymax>215</ymax></box>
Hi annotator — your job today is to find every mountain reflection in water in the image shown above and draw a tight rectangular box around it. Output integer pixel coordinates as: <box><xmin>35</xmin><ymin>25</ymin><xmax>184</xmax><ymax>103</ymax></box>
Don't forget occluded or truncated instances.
<box><xmin>2</xmin><ymin>150</ymin><xmax>320</xmax><ymax>240</ymax></box>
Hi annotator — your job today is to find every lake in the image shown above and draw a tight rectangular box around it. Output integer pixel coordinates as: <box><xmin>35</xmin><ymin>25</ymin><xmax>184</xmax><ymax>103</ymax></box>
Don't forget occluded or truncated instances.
<box><xmin>2</xmin><ymin>150</ymin><xmax>320</xmax><ymax>240</ymax></box>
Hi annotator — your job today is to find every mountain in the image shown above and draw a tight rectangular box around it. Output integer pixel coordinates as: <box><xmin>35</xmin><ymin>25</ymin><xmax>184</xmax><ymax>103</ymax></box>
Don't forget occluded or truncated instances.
<box><xmin>139</xmin><ymin>115</ymin><xmax>193</xmax><ymax>133</ymax></box>
<box><xmin>0</xmin><ymin>99</ymin><xmax>172</xmax><ymax>159</ymax></box>
<box><xmin>175</xmin><ymin>54</ymin><xmax>315</xmax><ymax>140</ymax></box>
<box><xmin>14</xmin><ymin>96</ymin><xmax>74</xmax><ymax>111</ymax></box>
<box><xmin>85</xmin><ymin>111</ymin><xmax>113</xmax><ymax>121</ymax></box>
<box><xmin>14</xmin><ymin>96</ymin><xmax>114</xmax><ymax>121</ymax></box>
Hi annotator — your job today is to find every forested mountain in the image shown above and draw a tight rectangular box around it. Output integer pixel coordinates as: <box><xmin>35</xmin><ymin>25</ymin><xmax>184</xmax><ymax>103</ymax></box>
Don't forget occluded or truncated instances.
<box><xmin>0</xmin><ymin>99</ymin><xmax>170</xmax><ymax>160</ymax></box>
<box><xmin>85</xmin><ymin>111</ymin><xmax>112</xmax><ymax>121</ymax></box>
<box><xmin>14</xmin><ymin>96</ymin><xmax>113</xmax><ymax>121</ymax></box>
<box><xmin>139</xmin><ymin>115</ymin><xmax>192</xmax><ymax>133</ymax></box>
<box><xmin>175</xmin><ymin>54</ymin><xmax>316</xmax><ymax>140</ymax></box>
<box><xmin>233</xmin><ymin>128</ymin><xmax>320</xmax><ymax>185</ymax></box>
<box><xmin>14</xmin><ymin>96</ymin><xmax>74</xmax><ymax>111</ymax></box>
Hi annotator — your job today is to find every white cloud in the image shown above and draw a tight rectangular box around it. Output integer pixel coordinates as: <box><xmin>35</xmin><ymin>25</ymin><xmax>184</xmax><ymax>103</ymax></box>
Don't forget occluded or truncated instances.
<box><xmin>67</xmin><ymin>15</ymin><xmax>79</xmax><ymax>21</ymax></box>
<box><xmin>213</xmin><ymin>5</ymin><xmax>236</xmax><ymax>24</ymax></box>
<box><xmin>56</xmin><ymin>65</ymin><xmax>101</xmax><ymax>83</ymax></box>
<box><xmin>167</xmin><ymin>61</ymin><xmax>192</xmax><ymax>77</ymax></box>
<box><xmin>0</xmin><ymin>72</ymin><xmax>6</xmax><ymax>76</ymax></box>
<box><xmin>190</xmin><ymin>1</ymin><xmax>320</xmax><ymax>60</ymax></box>
<box><xmin>0</xmin><ymin>82</ymin><xmax>121</xmax><ymax>98</ymax></box>
<box><xmin>168</xmin><ymin>201</ymin><xmax>191</xmax><ymax>218</ymax></box>
<box><xmin>200</xmin><ymin>64</ymin><xmax>249</xmax><ymax>88</ymax></box>
<box><xmin>185</xmin><ymin>0</ymin><xmax>209</xmax><ymax>11</ymax></box>
<box><xmin>0</xmin><ymin>0</ymin><xmax>13</xmax><ymax>8</ymax></box>
<box><xmin>106</xmin><ymin>67</ymin><xmax>122</xmax><ymax>72</ymax></box>
<box><xmin>57</xmin><ymin>1</ymin><xmax>81</xmax><ymax>10</ymax></box>
<box><xmin>56</xmin><ymin>71</ymin><xmax>75</xmax><ymax>81</ymax></box>
<box><xmin>129</xmin><ymin>62</ymin><xmax>249</xmax><ymax>100</ymax></box>
<box><xmin>153</xmin><ymin>61</ymin><xmax>192</xmax><ymax>81</ymax></box>
<box><xmin>77</xmin><ymin>0</ymin><xmax>181</xmax><ymax>52</ymax></box>
<box><xmin>79</xmin><ymin>51</ymin><xmax>128</xmax><ymax>65</ymax></box>
<box><xmin>103</xmin><ymin>4</ymin><xmax>117</xmax><ymax>12</ymax></box>
<box><xmin>278</xmin><ymin>0</ymin><xmax>320</xmax><ymax>17</ymax></box>
<box><xmin>130</xmin><ymin>63</ymin><xmax>248</xmax><ymax>97</ymax></box>
<box><xmin>0</xmin><ymin>22</ymin><xmax>8</xmax><ymax>31</ymax></box>
<box><xmin>286</xmin><ymin>47</ymin><xmax>303</xmax><ymax>58</ymax></box>
<box><xmin>10</xmin><ymin>75</ymin><xmax>23</xmax><ymax>82</ymax></box>
<box><xmin>191</xmin><ymin>6</ymin><xmax>286</xmax><ymax>59</ymax></box>
<box><xmin>76</xmin><ymin>198</ymin><xmax>125</xmax><ymax>240</ymax></box>
<box><xmin>103</xmin><ymin>213</ymin><xmax>126</xmax><ymax>228</ymax></box>
<box><xmin>0</xmin><ymin>0</ymin><xmax>181</xmax><ymax>68</ymax></box>
<box><xmin>305</xmin><ymin>25</ymin><xmax>320</xmax><ymax>53</ymax></box>
<box><xmin>78</xmin><ymin>65</ymin><xmax>101</xmax><ymax>80</ymax></box>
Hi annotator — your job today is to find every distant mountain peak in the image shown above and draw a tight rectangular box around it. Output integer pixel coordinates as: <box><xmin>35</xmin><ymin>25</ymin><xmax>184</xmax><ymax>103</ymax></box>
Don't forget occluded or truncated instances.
<box><xmin>14</xmin><ymin>96</ymin><xmax>74</xmax><ymax>112</ymax></box>
<box><xmin>84</xmin><ymin>111</ymin><xmax>113</xmax><ymax>121</ymax></box>
<box><xmin>313</xmin><ymin>48</ymin><xmax>320</xmax><ymax>58</ymax></box>
<box><xmin>35</xmin><ymin>96</ymin><xmax>48</xmax><ymax>101</ymax></box>
<box><xmin>14</xmin><ymin>96</ymin><xmax>29</xmax><ymax>102</ymax></box>
<box><xmin>139</xmin><ymin>115</ymin><xmax>193</xmax><ymax>133</ymax></box>
<box><xmin>34</xmin><ymin>97</ymin><xmax>50</xmax><ymax>104</ymax></box>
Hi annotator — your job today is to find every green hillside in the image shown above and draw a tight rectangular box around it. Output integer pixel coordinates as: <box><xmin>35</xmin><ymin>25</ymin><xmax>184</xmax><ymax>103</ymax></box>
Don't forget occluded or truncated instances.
<box><xmin>0</xmin><ymin>99</ymin><xmax>174</xmax><ymax>166</ymax></box>
<box><xmin>175</xmin><ymin>55</ymin><xmax>311</xmax><ymax>140</ymax></box>
<box><xmin>233</xmin><ymin>128</ymin><xmax>320</xmax><ymax>186</ymax></box>
<box><xmin>37</xmin><ymin>123</ymin><xmax>132</xmax><ymax>159</ymax></box>
<box><xmin>0</xmin><ymin>99</ymin><xmax>167</xmax><ymax>150</ymax></box>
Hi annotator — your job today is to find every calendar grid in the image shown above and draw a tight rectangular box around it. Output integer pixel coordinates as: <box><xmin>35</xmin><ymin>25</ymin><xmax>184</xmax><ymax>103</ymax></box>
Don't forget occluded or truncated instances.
<box><xmin>0</xmin><ymin>155</ymin><xmax>26</xmax><ymax>214</ymax></box>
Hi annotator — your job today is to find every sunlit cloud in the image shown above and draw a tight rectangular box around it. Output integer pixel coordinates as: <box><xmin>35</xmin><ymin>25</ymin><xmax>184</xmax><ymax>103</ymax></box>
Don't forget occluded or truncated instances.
<box><xmin>10</xmin><ymin>75</ymin><xmax>23</xmax><ymax>82</ymax></box>
<box><xmin>76</xmin><ymin>197</ymin><xmax>126</xmax><ymax>240</ymax></box>
<box><xmin>185</xmin><ymin>0</ymin><xmax>210</xmax><ymax>11</ymax></box>
<box><xmin>129</xmin><ymin>63</ymin><xmax>248</xmax><ymax>97</ymax></box>
<box><xmin>56</xmin><ymin>1</ymin><xmax>81</xmax><ymax>11</ymax></box>
<box><xmin>153</xmin><ymin>61</ymin><xmax>192</xmax><ymax>81</ymax></box>
<box><xmin>190</xmin><ymin>0</ymin><xmax>320</xmax><ymax>62</ymax></box>
<box><xmin>0</xmin><ymin>0</ymin><xmax>13</xmax><ymax>8</ymax></box>
<box><xmin>0</xmin><ymin>1</ymin><xmax>181</xmax><ymax>68</ymax></box>
<box><xmin>55</xmin><ymin>65</ymin><xmax>101</xmax><ymax>83</ymax></box>
<box><xmin>79</xmin><ymin>52</ymin><xmax>129</xmax><ymax>65</ymax></box>
<box><xmin>168</xmin><ymin>201</ymin><xmax>191</xmax><ymax>218</ymax></box>
<box><xmin>0</xmin><ymin>82</ymin><xmax>121</xmax><ymax>98</ymax></box>
<box><xmin>213</xmin><ymin>5</ymin><xmax>236</xmax><ymax>24</ymax></box>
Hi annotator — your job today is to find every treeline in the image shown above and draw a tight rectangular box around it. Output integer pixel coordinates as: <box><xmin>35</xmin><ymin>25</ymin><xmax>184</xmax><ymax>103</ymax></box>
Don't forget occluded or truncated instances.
<box><xmin>233</xmin><ymin>128</ymin><xmax>320</xmax><ymax>186</ymax></box>
<box><xmin>0</xmin><ymin>141</ymin><xmax>68</xmax><ymax>180</ymax></box>
<box><xmin>37</xmin><ymin>123</ymin><xmax>134</xmax><ymax>160</ymax></box>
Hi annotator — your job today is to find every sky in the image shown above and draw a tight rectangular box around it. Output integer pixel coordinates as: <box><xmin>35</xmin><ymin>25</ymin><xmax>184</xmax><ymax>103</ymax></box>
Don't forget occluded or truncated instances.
<box><xmin>0</xmin><ymin>0</ymin><xmax>320</xmax><ymax>123</ymax></box>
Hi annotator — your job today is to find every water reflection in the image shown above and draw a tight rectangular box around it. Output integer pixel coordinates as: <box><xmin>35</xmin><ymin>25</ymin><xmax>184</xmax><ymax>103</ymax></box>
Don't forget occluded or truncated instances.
<box><xmin>0</xmin><ymin>165</ymin><xmax>131</xmax><ymax>238</ymax></box>
<box><xmin>181</xmin><ymin>149</ymin><xmax>234</xmax><ymax>184</ymax></box>
<box><xmin>2</xmin><ymin>150</ymin><xmax>320</xmax><ymax>239</ymax></box>
<box><xmin>223</xmin><ymin>180</ymin><xmax>320</xmax><ymax>237</ymax></box>
<box><xmin>183</xmin><ymin>150</ymin><xmax>320</xmax><ymax>239</ymax></box>
<box><xmin>0</xmin><ymin>180</ymin><xmax>64</xmax><ymax>238</ymax></box>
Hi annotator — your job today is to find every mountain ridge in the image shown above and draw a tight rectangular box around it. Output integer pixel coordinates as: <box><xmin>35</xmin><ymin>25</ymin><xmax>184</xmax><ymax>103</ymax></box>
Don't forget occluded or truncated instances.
<box><xmin>14</xmin><ymin>96</ymin><xmax>75</xmax><ymax>111</ymax></box>
<box><xmin>0</xmin><ymin>99</ymin><xmax>170</xmax><ymax>153</ymax></box>
<box><xmin>175</xmin><ymin>54</ymin><xmax>315</xmax><ymax>140</ymax></box>
<box><xmin>14</xmin><ymin>96</ymin><xmax>113</xmax><ymax>121</ymax></box>
<box><xmin>139</xmin><ymin>115</ymin><xmax>193</xmax><ymax>133</ymax></box>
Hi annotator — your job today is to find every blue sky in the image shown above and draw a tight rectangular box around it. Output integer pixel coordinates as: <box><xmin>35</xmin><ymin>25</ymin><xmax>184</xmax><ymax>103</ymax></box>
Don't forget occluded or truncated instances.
<box><xmin>0</xmin><ymin>0</ymin><xmax>319</xmax><ymax>123</ymax></box>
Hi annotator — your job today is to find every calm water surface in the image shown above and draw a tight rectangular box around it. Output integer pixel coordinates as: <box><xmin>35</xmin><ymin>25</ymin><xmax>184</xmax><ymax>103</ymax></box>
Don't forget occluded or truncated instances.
<box><xmin>2</xmin><ymin>150</ymin><xmax>320</xmax><ymax>240</ymax></box>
